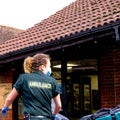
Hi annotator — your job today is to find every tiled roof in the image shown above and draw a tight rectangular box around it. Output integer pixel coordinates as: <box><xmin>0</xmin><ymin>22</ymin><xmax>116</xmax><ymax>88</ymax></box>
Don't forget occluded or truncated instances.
<box><xmin>0</xmin><ymin>25</ymin><xmax>23</xmax><ymax>43</ymax></box>
<box><xmin>0</xmin><ymin>0</ymin><xmax>120</xmax><ymax>56</ymax></box>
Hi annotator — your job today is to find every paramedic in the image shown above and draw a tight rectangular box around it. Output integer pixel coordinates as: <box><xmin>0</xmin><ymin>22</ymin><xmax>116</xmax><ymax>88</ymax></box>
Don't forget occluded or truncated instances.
<box><xmin>1</xmin><ymin>53</ymin><xmax>61</xmax><ymax>120</ymax></box>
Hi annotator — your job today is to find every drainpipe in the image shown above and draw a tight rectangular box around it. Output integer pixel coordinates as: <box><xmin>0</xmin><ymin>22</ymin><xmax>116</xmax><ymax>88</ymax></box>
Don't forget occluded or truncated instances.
<box><xmin>113</xmin><ymin>26</ymin><xmax>120</xmax><ymax>42</ymax></box>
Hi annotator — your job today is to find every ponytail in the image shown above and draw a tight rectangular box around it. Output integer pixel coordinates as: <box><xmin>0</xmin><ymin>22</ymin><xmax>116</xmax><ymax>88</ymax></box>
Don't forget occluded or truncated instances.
<box><xmin>23</xmin><ymin>56</ymin><xmax>33</xmax><ymax>73</ymax></box>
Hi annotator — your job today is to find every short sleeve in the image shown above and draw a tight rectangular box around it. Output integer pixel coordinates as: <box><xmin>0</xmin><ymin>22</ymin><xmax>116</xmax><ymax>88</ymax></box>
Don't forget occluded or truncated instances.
<box><xmin>52</xmin><ymin>78</ymin><xmax>60</xmax><ymax>97</ymax></box>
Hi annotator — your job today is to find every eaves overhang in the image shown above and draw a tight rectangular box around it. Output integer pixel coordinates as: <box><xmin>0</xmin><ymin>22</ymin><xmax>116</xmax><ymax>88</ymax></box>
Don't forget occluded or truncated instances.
<box><xmin>0</xmin><ymin>20</ymin><xmax>120</xmax><ymax>64</ymax></box>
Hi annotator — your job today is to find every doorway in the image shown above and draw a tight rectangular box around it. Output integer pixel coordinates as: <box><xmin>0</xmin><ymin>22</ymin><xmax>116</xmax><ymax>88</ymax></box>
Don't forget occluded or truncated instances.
<box><xmin>66</xmin><ymin>59</ymin><xmax>100</xmax><ymax>119</ymax></box>
<box><xmin>70</xmin><ymin>72</ymin><xmax>91</xmax><ymax>118</ymax></box>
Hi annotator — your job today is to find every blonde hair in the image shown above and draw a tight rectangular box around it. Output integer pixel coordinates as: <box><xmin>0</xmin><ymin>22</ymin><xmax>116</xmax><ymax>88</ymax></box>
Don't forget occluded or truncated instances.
<box><xmin>23</xmin><ymin>56</ymin><xmax>33</xmax><ymax>73</ymax></box>
<box><xmin>23</xmin><ymin>53</ymin><xmax>50</xmax><ymax>73</ymax></box>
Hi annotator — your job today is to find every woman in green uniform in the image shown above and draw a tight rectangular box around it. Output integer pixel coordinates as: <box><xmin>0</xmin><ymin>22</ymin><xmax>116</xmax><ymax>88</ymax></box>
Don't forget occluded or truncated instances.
<box><xmin>1</xmin><ymin>53</ymin><xmax>62</xmax><ymax>120</ymax></box>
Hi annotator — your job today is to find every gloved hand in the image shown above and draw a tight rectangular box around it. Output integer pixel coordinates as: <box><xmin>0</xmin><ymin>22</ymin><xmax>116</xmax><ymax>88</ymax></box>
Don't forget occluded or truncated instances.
<box><xmin>1</xmin><ymin>107</ymin><xmax>9</xmax><ymax>116</ymax></box>
<box><xmin>51</xmin><ymin>114</ymin><xmax>57</xmax><ymax>120</ymax></box>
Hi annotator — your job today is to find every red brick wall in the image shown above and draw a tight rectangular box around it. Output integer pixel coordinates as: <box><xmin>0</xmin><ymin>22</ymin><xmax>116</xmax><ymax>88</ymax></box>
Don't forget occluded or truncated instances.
<box><xmin>0</xmin><ymin>70</ymin><xmax>12</xmax><ymax>83</ymax></box>
<box><xmin>113</xmin><ymin>49</ymin><xmax>120</xmax><ymax>105</ymax></box>
<box><xmin>0</xmin><ymin>70</ymin><xmax>13</xmax><ymax>120</ymax></box>
<box><xmin>100</xmin><ymin>48</ymin><xmax>120</xmax><ymax>108</ymax></box>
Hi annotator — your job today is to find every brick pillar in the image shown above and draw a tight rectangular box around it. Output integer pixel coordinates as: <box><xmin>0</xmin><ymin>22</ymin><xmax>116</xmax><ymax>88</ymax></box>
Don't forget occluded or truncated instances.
<box><xmin>100</xmin><ymin>48</ymin><xmax>120</xmax><ymax>108</ymax></box>
<box><xmin>99</xmin><ymin>49</ymin><xmax>115</xmax><ymax>108</ymax></box>
<box><xmin>113</xmin><ymin>49</ymin><xmax>120</xmax><ymax>105</ymax></box>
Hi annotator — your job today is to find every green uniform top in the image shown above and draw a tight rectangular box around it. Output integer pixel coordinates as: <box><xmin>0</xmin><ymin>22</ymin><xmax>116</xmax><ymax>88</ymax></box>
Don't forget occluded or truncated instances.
<box><xmin>14</xmin><ymin>71</ymin><xmax>60</xmax><ymax>118</ymax></box>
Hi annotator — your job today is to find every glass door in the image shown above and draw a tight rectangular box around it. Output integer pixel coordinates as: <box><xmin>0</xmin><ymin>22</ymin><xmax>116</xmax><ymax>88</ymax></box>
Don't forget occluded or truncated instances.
<box><xmin>81</xmin><ymin>77</ymin><xmax>91</xmax><ymax>116</ymax></box>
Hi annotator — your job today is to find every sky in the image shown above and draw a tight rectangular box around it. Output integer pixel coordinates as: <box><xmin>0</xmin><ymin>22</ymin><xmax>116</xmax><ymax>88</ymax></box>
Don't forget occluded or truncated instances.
<box><xmin>0</xmin><ymin>0</ymin><xmax>75</xmax><ymax>30</ymax></box>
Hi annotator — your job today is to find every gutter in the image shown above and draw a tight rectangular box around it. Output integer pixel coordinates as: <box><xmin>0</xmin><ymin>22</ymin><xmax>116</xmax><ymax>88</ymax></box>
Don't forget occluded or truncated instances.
<box><xmin>0</xmin><ymin>20</ymin><xmax>120</xmax><ymax>63</ymax></box>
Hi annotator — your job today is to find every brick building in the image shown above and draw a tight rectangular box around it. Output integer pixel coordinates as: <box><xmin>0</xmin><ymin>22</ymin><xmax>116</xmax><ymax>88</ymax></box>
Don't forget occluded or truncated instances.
<box><xmin>0</xmin><ymin>0</ymin><xmax>120</xmax><ymax>120</ymax></box>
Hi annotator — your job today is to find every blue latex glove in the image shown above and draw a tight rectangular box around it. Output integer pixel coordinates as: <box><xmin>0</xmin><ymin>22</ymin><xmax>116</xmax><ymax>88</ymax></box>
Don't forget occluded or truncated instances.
<box><xmin>1</xmin><ymin>107</ymin><xmax>9</xmax><ymax>116</ymax></box>
<box><xmin>51</xmin><ymin>114</ymin><xmax>57</xmax><ymax>120</ymax></box>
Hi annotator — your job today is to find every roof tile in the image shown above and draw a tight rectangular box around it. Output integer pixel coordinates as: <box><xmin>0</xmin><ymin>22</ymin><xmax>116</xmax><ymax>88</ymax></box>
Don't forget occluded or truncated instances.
<box><xmin>0</xmin><ymin>25</ymin><xmax>23</xmax><ymax>43</ymax></box>
<box><xmin>0</xmin><ymin>0</ymin><xmax>120</xmax><ymax>56</ymax></box>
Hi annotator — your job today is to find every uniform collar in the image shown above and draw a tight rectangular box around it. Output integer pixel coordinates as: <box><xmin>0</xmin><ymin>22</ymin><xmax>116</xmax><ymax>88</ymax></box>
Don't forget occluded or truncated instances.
<box><xmin>33</xmin><ymin>71</ymin><xmax>44</xmax><ymax>75</ymax></box>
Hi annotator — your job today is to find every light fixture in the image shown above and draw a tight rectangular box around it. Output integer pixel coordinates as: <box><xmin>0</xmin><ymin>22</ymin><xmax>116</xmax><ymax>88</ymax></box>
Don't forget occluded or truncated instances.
<box><xmin>53</xmin><ymin>63</ymin><xmax>78</xmax><ymax>69</ymax></box>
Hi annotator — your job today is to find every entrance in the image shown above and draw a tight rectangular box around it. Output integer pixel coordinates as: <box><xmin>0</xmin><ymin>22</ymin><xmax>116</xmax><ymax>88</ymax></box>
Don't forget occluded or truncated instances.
<box><xmin>71</xmin><ymin>73</ymin><xmax>91</xmax><ymax>117</ymax></box>
<box><xmin>66</xmin><ymin>59</ymin><xmax>100</xmax><ymax>119</ymax></box>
